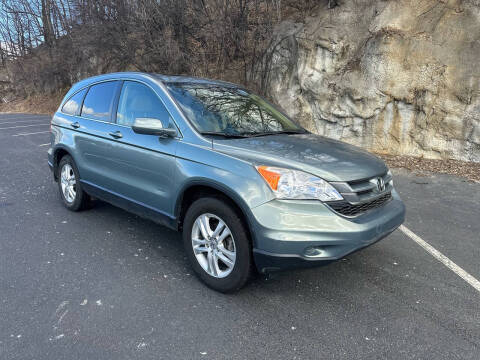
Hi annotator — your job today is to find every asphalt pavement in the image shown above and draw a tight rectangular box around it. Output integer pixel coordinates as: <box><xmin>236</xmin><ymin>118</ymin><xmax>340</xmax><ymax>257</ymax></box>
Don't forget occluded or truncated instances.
<box><xmin>0</xmin><ymin>113</ymin><xmax>479</xmax><ymax>359</ymax></box>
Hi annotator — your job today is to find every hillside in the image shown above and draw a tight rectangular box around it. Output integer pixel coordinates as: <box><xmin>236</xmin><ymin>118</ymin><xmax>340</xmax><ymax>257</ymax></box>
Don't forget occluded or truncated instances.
<box><xmin>263</xmin><ymin>0</ymin><xmax>480</xmax><ymax>162</ymax></box>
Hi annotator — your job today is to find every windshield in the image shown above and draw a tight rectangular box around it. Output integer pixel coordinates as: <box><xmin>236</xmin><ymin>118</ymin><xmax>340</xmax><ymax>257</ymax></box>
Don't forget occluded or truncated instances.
<box><xmin>166</xmin><ymin>83</ymin><xmax>305</xmax><ymax>136</ymax></box>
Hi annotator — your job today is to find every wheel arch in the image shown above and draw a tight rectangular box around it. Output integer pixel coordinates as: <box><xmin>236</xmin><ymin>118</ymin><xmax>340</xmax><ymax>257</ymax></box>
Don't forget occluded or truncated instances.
<box><xmin>175</xmin><ymin>180</ymin><xmax>256</xmax><ymax>247</ymax></box>
<box><xmin>52</xmin><ymin>145</ymin><xmax>74</xmax><ymax>180</ymax></box>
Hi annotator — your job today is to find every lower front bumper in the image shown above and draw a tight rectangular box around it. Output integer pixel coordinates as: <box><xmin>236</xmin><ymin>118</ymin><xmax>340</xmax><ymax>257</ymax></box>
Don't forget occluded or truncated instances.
<box><xmin>253</xmin><ymin>227</ymin><xmax>397</xmax><ymax>273</ymax></box>
<box><xmin>249</xmin><ymin>190</ymin><xmax>405</xmax><ymax>273</ymax></box>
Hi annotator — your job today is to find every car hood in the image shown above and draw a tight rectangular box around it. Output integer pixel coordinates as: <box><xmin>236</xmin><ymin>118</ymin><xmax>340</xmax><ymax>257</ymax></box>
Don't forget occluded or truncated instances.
<box><xmin>212</xmin><ymin>133</ymin><xmax>388</xmax><ymax>182</ymax></box>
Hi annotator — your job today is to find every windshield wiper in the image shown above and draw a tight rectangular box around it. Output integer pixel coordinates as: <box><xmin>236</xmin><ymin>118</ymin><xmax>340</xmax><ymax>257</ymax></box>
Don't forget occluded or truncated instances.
<box><xmin>240</xmin><ymin>130</ymin><xmax>307</xmax><ymax>138</ymax></box>
<box><xmin>199</xmin><ymin>131</ymin><xmax>250</xmax><ymax>138</ymax></box>
<box><xmin>200</xmin><ymin>130</ymin><xmax>307</xmax><ymax>138</ymax></box>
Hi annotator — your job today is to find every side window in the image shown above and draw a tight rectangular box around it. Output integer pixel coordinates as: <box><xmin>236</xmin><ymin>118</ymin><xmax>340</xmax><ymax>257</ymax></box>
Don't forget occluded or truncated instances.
<box><xmin>117</xmin><ymin>81</ymin><xmax>171</xmax><ymax>128</ymax></box>
<box><xmin>61</xmin><ymin>88</ymin><xmax>87</xmax><ymax>116</ymax></box>
<box><xmin>81</xmin><ymin>81</ymin><xmax>119</xmax><ymax>122</ymax></box>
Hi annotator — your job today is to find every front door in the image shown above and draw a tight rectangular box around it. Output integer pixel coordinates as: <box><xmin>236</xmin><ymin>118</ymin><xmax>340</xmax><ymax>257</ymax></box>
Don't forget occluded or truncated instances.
<box><xmin>99</xmin><ymin>80</ymin><xmax>178</xmax><ymax>218</ymax></box>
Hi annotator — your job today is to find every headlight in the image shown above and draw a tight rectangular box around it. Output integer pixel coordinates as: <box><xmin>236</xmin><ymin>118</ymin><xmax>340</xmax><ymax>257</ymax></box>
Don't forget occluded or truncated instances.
<box><xmin>256</xmin><ymin>166</ymin><xmax>343</xmax><ymax>201</ymax></box>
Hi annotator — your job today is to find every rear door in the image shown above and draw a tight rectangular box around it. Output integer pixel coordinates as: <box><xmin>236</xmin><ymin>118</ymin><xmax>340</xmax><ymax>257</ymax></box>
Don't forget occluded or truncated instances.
<box><xmin>73</xmin><ymin>80</ymin><xmax>123</xmax><ymax>188</ymax></box>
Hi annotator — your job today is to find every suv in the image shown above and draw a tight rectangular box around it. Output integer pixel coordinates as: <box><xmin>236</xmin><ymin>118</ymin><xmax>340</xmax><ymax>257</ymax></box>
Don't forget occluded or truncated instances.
<box><xmin>48</xmin><ymin>72</ymin><xmax>405</xmax><ymax>292</ymax></box>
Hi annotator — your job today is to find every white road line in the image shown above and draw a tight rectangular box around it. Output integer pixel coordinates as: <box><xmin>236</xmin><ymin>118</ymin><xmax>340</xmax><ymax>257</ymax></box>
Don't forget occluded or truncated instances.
<box><xmin>38</xmin><ymin>143</ymin><xmax>50</xmax><ymax>147</ymax></box>
<box><xmin>12</xmin><ymin>131</ymin><xmax>50</xmax><ymax>136</ymax></box>
<box><xmin>400</xmin><ymin>225</ymin><xmax>480</xmax><ymax>293</ymax></box>
<box><xmin>0</xmin><ymin>116</ymin><xmax>49</xmax><ymax>121</ymax></box>
<box><xmin>0</xmin><ymin>118</ymin><xmax>49</xmax><ymax>123</ymax></box>
<box><xmin>0</xmin><ymin>124</ymin><xmax>49</xmax><ymax>130</ymax></box>
<box><xmin>0</xmin><ymin>119</ymin><xmax>49</xmax><ymax>124</ymax></box>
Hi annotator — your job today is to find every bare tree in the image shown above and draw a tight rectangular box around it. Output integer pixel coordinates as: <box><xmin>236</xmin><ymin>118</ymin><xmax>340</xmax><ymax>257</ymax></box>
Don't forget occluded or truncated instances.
<box><xmin>0</xmin><ymin>0</ymin><xmax>326</xmax><ymax>99</ymax></box>
<box><xmin>41</xmin><ymin>0</ymin><xmax>55</xmax><ymax>46</ymax></box>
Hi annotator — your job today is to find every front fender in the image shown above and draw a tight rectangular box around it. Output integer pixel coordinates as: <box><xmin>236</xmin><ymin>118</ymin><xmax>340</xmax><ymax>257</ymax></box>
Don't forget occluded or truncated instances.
<box><xmin>173</xmin><ymin>155</ymin><xmax>274</xmax><ymax>247</ymax></box>
<box><xmin>174</xmin><ymin>176</ymin><xmax>252</xmax><ymax>216</ymax></box>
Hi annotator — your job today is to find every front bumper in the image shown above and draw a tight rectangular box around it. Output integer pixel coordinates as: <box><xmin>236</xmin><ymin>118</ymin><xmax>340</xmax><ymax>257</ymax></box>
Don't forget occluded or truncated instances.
<box><xmin>249</xmin><ymin>189</ymin><xmax>405</xmax><ymax>273</ymax></box>
<box><xmin>47</xmin><ymin>147</ymin><xmax>54</xmax><ymax>170</ymax></box>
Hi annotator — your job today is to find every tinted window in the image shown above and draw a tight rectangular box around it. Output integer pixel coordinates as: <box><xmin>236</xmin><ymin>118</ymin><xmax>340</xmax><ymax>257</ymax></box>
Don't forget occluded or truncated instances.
<box><xmin>62</xmin><ymin>88</ymin><xmax>87</xmax><ymax>116</ymax></box>
<box><xmin>117</xmin><ymin>81</ymin><xmax>171</xmax><ymax>127</ymax></box>
<box><xmin>81</xmin><ymin>81</ymin><xmax>119</xmax><ymax>122</ymax></box>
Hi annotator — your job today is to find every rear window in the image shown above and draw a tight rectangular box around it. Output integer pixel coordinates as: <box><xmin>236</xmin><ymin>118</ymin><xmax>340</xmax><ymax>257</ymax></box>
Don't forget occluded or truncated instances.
<box><xmin>81</xmin><ymin>81</ymin><xmax>119</xmax><ymax>122</ymax></box>
<box><xmin>61</xmin><ymin>88</ymin><xmax>87</xmax><ymax>116</ymax></box>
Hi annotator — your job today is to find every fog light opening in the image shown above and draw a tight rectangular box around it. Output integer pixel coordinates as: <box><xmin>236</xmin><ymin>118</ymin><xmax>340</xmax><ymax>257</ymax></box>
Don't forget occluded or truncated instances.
<box><xmin>304</xmin><ymin>246</ymin><xmax>325</xmax><ymax>258</ymax></box>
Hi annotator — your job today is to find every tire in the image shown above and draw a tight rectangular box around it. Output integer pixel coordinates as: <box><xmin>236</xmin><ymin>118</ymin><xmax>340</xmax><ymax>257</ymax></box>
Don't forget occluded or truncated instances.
<box><xmin>57</xmin><ymin>155</ymin><xmax>91</xmax><ymax>211</ymax></box>
<box><xmin>183</xmin><ymin>196</ymin><xmax>253</xmax><ymax>292</ymax></box>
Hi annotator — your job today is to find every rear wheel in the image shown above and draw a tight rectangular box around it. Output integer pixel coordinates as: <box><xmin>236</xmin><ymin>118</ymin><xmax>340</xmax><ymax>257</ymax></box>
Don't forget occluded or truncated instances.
<box><xmin>57</xmin><ymin>155</ymin><xmax>91</xmax><ymax>211</ymax></box>
<box><xmin>183</xmin><ymin>197</ymin><xmax>253</xmax><ymax>292</ymax></box>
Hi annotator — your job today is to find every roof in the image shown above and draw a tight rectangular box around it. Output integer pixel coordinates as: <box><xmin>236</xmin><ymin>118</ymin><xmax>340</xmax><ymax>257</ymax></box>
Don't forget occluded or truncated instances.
<box><xmin>67</xmin><ymin>72</ymin><xmax>243</xmax><ymax>98</ymax></box>
<box><xmin>152</xmin><ymin>74</ymin><xmax>241</xmax><ymax>88</ymax></box>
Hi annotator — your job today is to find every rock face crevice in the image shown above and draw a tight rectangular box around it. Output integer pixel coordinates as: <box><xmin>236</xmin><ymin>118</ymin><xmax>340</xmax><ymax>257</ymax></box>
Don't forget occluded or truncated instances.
<box><xmin>263</xmin><ymin>0</ymin><xmax>480</xmax><ymax>162</ymax></box>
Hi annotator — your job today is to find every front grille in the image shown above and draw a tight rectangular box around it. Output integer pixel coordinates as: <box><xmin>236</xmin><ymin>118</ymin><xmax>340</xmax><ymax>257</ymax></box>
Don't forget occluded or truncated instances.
<box><xmin>328</xmin><ymin>192</ymin><xmax>392</xmax><ymax>217</ymax></box>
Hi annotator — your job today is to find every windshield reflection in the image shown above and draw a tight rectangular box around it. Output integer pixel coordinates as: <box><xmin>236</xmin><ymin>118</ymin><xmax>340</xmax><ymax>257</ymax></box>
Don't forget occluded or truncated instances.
<box><xmin>167</xmin><ymin>83</ymin><xmax>304</xmax><ymax>136</ymax></box>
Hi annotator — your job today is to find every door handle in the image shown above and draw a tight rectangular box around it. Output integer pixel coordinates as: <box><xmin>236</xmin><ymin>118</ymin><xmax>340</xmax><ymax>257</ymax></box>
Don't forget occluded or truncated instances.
<box><xmin>108</xmin><ymin>131</ymin><xmax>123</xmax><ymax>139</ymax></box>
<box><xmin>71</xmin><ymin>122</ymin><xmax>80</xmax><ymax>129</ymax></box>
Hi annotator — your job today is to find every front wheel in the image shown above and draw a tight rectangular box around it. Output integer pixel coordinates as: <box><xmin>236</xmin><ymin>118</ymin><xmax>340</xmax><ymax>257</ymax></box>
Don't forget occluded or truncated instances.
<box><xmin>183</xmin><ymin>197</ymin><xmax>253</xmax><ymax>292</ymax></box>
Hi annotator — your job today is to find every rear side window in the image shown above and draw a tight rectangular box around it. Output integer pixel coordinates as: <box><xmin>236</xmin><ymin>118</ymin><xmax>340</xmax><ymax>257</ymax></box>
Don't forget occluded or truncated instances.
<box><xmin>81</xmin><ymin>81</ymin><xmax>119</xmax><ymax>122</ymax></box>
<box><xmin>61</xmin><ymin>88</ymin><xmax>87</xmax><ymax>116</ymax></box>
<box><xmin>117</xmin><ymin>81</ymin><xmax>171</xmax><ymax>127</ymax></box>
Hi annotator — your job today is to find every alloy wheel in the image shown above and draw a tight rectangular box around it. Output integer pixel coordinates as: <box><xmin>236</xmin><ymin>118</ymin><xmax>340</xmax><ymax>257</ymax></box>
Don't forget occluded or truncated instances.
<box><xmin>191</xmin><ymin>213</ymin><xmax>236</xmax><ymax>278</ymax></box>
<box><xmin>60</xmin><ymin>163</ymin><xmax>76</xmax><ymax>203</ymax></box>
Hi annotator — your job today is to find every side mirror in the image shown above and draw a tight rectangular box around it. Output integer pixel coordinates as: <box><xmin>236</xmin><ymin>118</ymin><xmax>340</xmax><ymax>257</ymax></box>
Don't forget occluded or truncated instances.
<box><xmin>132</xmin><ymin>117</ymin><xmax>177</xmax><ymax>138</ymax></box>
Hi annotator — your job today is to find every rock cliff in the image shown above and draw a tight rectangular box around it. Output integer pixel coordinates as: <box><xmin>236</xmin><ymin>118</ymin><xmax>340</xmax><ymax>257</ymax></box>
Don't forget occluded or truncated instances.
<box><xmin>263</xmin><ymin>0</ymin><xmax>480</xmax><ymax>162</ymax></box>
